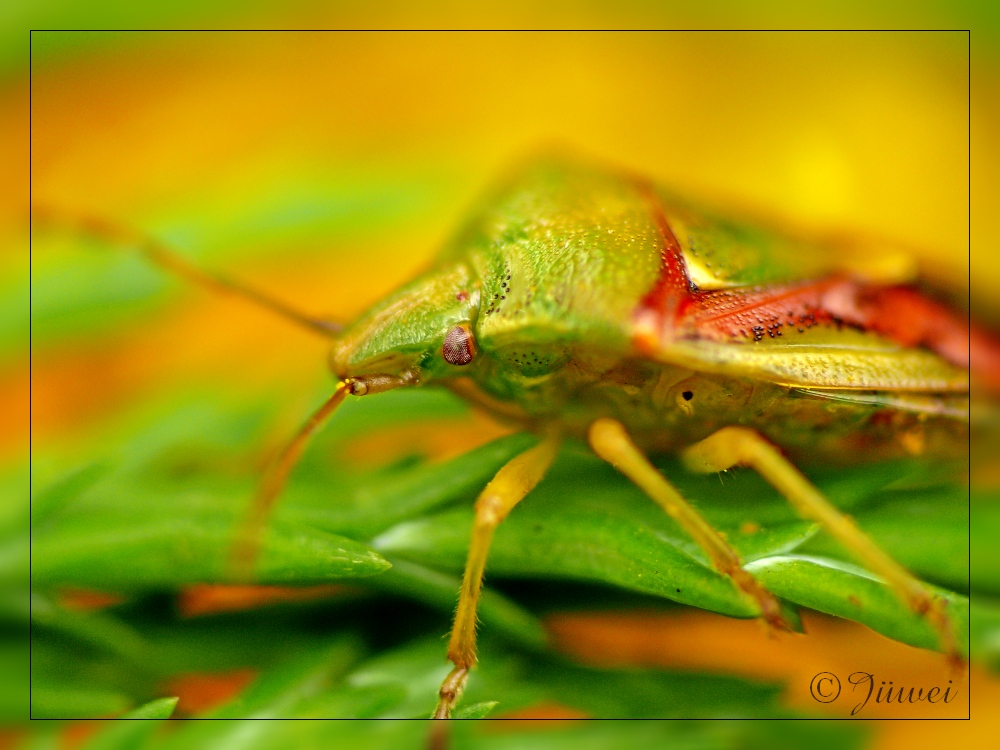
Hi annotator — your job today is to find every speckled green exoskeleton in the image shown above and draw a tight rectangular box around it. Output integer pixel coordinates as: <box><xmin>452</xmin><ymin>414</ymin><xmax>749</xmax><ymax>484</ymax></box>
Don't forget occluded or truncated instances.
<box><xmin>59</xmin><ymin>155</ymin><xmax>987</xmax><ymax>718</ymax></box>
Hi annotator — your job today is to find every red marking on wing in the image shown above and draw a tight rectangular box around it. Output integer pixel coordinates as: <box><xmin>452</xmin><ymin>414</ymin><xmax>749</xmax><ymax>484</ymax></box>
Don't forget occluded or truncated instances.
<box><xmin>970</xmin><ymin>325</ymin><xmax>1000</xmax><ymax>389</ymax></box>
<box><xmin>856</xmin><ymin>287</ymin><xmax>968</xmax><ymax>366</ymax></box>
<box><xmin>629</xmin><ymin>190</ymin><xmax>996</xmax><ymax>385</ymax></box>
<box><xmin>634</xmin><ymin>181</ymin><xmax>691</xmax><ymax>319</ymax></box>
<box><xmin>857</xmin><ymin>286</ymin><xmax>1000</xmax><ymax>388</ymax></box>
<box><xmin>677</xmin><ymin>278</ymin><xmax>1000</xmax><ymax>385</ymax></box>
<box><xmin>678</xmin><ymin>278</ymin><xmax>847</xmax><ymax>342</ymax></box>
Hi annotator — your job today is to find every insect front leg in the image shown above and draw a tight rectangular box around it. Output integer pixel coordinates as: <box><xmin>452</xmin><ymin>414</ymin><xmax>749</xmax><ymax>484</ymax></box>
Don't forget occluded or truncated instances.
<box><xmin>433</xmin><ymin>432</ymin><xmax>561</xmax><ymax>720</ymax></box>
<box><xmin>588</xmin><ymin>419</ymin><xmax>790</xmax><ymax>632</ymax></box>
<box><xmin>680</xmin><ymin>426</ymin><xmax>964</xmax><ymax>667</ymax></box>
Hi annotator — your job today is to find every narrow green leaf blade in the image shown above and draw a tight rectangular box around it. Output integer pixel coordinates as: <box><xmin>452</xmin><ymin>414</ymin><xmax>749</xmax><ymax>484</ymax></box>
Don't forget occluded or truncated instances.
<box><xmin>31</xmin><ymin>515</ymin><xmax>390</xmax><ymax>589</ymax></box>
<box><xmin>748</xmin><ymin>554</ymin><xmax>969</xmax><ymax>655</ymax></box>
<box><xmin>122</xmin><ymin>696</ymin><xmax>178</xmax><ymax>719</ymax></box>
<box><xmin>452</xmin><ymin>700</ymin><xmax>498</xmax><ymax>718</ymax></box>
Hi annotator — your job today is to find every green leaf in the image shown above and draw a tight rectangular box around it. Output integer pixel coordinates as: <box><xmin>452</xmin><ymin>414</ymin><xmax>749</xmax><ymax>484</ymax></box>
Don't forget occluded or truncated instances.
<box><xmin>799</xmin><ymin>484</ymin><xmax>969</xmax><ymax>592</ymax></box>
<box><xmin>452</xmin><ymin>700</ymin><xmax>498</xmax><ymax>719</ymax></box>
<box><xmin>30</xmin><ymin>509</ymin><xmax>390</xmax><ymax>589</ymax></box>
<box><xmin>370</xmin><ymin>449</ymin><xmax>827</xmax><ymax>619</ymax></box>
<box><xmin>158</xmin><ymin>719</ymin><xmax>428</xmax><ymax>750</ymax></box>
<box><xmin>28</xmin><ymin>629</ymin><xmax>158</xmax><ymax>721</ymax></box>
<box><xmin>30</xmin><ymin>464</ymin><xmax>112</xmax><ymax>529</ymax></box>
<box><xmin>27</xmin><ymin>396</ymin><xmax>534</xmax><ymax>591</ymax></box>
<box><xmin>121</xmin><ymin>696</ymin><xmax>178</xmax><ymax>719</ymax></box>
<box><xmin>971</xmin><ymin>596</ymin><xmax>1000</xmax><ymax>671</ymax></box>
<box><xmin>371</xmin><ymin>447</ymin><xmax>968</xmax><ymax>650</ymax></box>
<box><xmin>0</xmin><ymin>639</ymin><xmax>28</xmax><ymax>722</ymax></box>
<box><xmin>207</xmin><ymin>636</ymin><xmax>361</xmax><ymax>718</ymax></box>
<box><xmin>30</xmin><ymin>686</ymin><xmax>130</xmax><ymax>720</ymax></box>
<box><xmin>254</xmin><ymin>522</ymin><xmax>391</xmax><ymax>585</ymax></box>
<box><xmin>373</xmin><ymin>505</ymin><xmax>763</xmax><ymax>618</ymax></box>
<box><xmin>29</xmin><ymin>593</ymin><xmax>150</xmax><ymax>665</ymax></box>
<box><xmin>24</xmin><ymin>364</ymin><xmax>972</xmax><ymax>727</ymax></box>
<box><xmin>282</xmin><ymin>429</ymin><xmax>537</xmax><ymax>540</ymax></box>
<box><xmin>79</xmin><ymin>699</ymin><xmax>179</xmax><ymax>750</ymax></box>
<box><xmin>748</xmin><ymin>554</ymin><xmax>969</xmax><ymax>655</ymax></box>
<box><xmin>341</xmin><ymin>634</ymin><xmax>787</xmax><ymax>719</ymax></box>
<box><xmin>972</xmin><ymin>490</ymin><xmax>1000</xmax><ymax>595</ymax></box>
<box><xmin>368</xmin><ymin>557</ymin><xmax>547</xmax><ymax>651</ymax></box>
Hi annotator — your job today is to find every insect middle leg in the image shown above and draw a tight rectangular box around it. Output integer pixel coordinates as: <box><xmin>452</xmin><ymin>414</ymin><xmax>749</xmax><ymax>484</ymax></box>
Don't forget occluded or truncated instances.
<box><xmin>588</xmin><ymin>418</ymin><xmax>790</xmax><ymax>631</ymax></box>
<box><xmin>433</xmin><ymin>432</ymin><xmax>561</xmax><ymax>720</ymax></box>
<box><xmin>680</xmin><ymin>426</ymin><xmax>962</xmax><ymax>665</ymax></box>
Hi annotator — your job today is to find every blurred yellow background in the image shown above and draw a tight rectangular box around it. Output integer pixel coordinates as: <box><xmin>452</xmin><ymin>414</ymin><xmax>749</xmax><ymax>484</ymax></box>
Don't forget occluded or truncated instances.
<box><xmin>24</xmin><ymin>31</ymin><xmax>977</xmax><ymax>445</ymax></box>
<box><xmin>13</xmin><ymin>11</ymin><xmax>995</xmax><ymax>745</ymax></box>
<box><xmin>31</xmin><ymin>31</ymin><xmax>972</xmax><ymax>272</ymax></box>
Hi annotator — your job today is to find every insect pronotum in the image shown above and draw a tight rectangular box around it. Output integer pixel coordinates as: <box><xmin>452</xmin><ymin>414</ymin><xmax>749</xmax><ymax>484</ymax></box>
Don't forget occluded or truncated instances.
<box><xmin>41</xmin><ymin>154</ymin><xmax>989</xmax><ymax>719</ymax></box>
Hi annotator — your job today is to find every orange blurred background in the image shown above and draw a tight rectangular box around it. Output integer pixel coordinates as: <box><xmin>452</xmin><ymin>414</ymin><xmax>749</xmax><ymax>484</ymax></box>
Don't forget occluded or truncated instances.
<box><xmin>23</xmin><ymin>31</ymin><xmax>978</xmax><ymax>444</ymax></box>
<box><xmin>13</xmin><ymin>12</ymin><xmax>996</xmax><ymax>745</ymax></box>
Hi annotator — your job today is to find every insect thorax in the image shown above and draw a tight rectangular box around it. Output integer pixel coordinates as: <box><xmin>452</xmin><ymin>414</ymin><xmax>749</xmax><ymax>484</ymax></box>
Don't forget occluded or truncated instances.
<box><xmin>454</xmin><ymin>346</ymin><xmax>968</xmax><ymax>466</ymax></box>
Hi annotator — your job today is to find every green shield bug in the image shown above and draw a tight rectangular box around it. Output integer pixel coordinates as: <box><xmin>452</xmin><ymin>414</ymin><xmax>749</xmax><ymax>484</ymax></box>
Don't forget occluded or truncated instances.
<box><xmin>43</xmin><ymin>154</ymin><xmax>986</xmax><ymax>718</ymax></box>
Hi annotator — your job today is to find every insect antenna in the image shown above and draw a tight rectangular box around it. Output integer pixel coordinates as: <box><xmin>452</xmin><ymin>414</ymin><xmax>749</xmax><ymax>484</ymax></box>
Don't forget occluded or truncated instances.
<box><xmin>32</xmin><ymin>205</ymin><xmax>343</xmax><ymax>337</ymax></box>
<box><xmin>230</xmin><ymin>381</ymin><xmax>350</xmax><ymax>580</ymax></box>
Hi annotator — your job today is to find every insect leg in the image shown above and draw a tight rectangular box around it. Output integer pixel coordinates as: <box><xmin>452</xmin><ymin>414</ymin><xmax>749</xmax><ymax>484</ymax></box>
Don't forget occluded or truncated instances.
<box><xmin>588</xmin><ymin>418</ymin><xmax>790</xmax><ymax>631</ymax></box>
<box><xmin>230</xmin><ymin>383</ymin><xmax>350</xmax><ymax>580</ymax></box>
<box><xmin>681</xmin><ymin>426</ymin><xmax>963</xmax><ymax>666</ymax></box>
<box><xmin>433</xmin><ymin>432</ymin><xmax>561</xmax><ymax>720</ymax></box>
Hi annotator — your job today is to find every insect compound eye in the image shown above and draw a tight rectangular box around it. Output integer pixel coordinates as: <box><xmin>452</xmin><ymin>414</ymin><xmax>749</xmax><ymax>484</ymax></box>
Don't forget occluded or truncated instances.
<box><xmin>442</xmin><ymin>323</ymin><xmax>477</xmax><ymax>366</ymax></box>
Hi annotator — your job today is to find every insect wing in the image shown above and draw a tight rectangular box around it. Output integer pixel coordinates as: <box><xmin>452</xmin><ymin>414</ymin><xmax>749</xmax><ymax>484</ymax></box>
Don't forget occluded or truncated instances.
<box><xmin>653</xmin><ymin>325</ymin><xmax>969</xmax><ymax>391</ymax></box>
